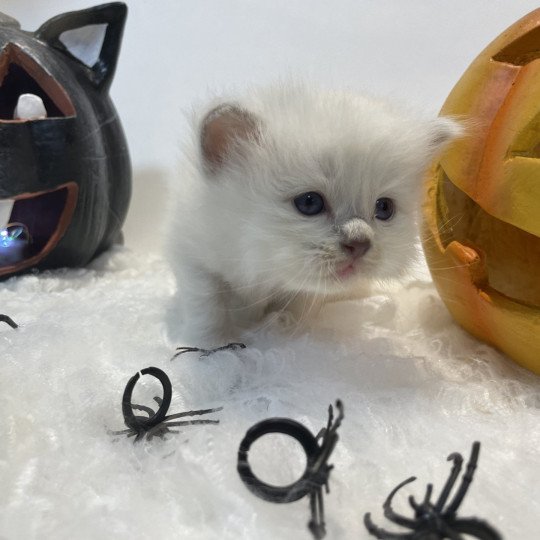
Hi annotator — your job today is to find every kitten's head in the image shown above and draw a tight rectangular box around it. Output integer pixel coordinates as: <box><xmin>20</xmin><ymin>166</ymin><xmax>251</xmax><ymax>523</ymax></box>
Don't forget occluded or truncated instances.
<box><xmin>197</xmin><ymin>85</ymin><xmax>461</xmax><ymax>296</ymax></box>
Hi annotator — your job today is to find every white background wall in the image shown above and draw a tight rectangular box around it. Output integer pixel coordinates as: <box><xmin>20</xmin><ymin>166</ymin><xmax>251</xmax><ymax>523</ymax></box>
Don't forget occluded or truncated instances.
<box><xmin>2</xmin><ymin>0</ymin><xmax>539</xmax><ymax>253</ymax></box>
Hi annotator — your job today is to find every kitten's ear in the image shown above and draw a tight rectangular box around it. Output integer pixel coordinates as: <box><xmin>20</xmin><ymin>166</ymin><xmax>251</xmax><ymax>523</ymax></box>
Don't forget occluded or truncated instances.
<box><xmin>34</xmin><ymin>2</ymin><xmax>127</xmax><ymax>92</ymax></box>
<box><xmin>200</xmin><ymin>104</ymin><xmax>261</xmax><ymax>173</ymax></box>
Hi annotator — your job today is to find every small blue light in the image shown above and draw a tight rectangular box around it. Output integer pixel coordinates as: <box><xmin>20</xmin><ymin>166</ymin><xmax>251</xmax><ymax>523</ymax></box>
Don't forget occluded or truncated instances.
<box><xmin>0</xmin><ymin>224</ymin><xmax>29</xmax><ymax>249</ymax></box>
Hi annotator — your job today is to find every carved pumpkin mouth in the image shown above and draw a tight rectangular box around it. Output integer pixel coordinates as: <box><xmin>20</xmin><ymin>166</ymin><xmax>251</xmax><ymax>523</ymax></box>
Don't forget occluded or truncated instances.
<box><xmin>435</xmin><ymin>168</ymin><xmax>540</xmax><ymax>308</ymax></box>
<box><xmin>0</xmin><ymin>182</ymin><xmax>78</xmax><ymax>275</ymax></box>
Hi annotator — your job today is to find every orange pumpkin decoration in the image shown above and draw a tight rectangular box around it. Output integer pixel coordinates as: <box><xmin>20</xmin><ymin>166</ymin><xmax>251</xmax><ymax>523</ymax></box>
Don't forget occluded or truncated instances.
<box><xmin>422</xmin><ymin>9</ymin><xmax>540</xmax><ymax>374</ymax></box>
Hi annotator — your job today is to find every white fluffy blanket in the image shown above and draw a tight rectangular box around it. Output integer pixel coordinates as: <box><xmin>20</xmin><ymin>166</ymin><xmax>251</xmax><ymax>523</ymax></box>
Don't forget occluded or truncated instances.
<box><xmin>1</xmin><ymin>247</ymin><xmax>538</xmax><ymax>539</ymax></box>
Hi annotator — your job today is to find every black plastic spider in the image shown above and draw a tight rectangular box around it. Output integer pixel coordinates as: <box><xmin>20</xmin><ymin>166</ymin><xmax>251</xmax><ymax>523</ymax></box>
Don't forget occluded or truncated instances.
<box><xmin>0</xmin><ymin>314</ymin><xmax>17</xmax><ymax>329</ymax></box>
<box><xmin>109</xmin><ymin>366</ymin><xmax>222</xmax><ymax>442</ymax></box>
<box><xmin>238</xmin><ymin>400</ymin><xmax>344</xmax><ymax>540</ymax></box>
<box><xmin>364</xmin><ymin>442</ymin><xmax>502</xmax><ymax>540</ymax></box>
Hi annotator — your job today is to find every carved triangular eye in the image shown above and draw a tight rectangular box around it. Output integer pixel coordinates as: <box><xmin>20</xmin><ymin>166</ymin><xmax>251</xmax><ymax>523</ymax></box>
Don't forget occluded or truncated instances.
<box><xmin>0</xmin><ymin>44</ymin><xmax>75</xmax><ymax>121</ymax></box>
<box><xmin>493</xmin><ymin>25</ymin><xmax>540</xmax><ymax>66</ymax></box>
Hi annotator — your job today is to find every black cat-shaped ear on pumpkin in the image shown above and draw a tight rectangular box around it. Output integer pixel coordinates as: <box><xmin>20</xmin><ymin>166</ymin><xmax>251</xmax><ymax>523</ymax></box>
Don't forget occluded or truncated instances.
<box><xmin>0</xmin><ymin>12</ymin><xmax>20</xmax><ymax>29</ymax></box>
<box><xmin>35</xmin><ymin>2</ymin><xmax>127</xmax><ymax>92</ymax></box>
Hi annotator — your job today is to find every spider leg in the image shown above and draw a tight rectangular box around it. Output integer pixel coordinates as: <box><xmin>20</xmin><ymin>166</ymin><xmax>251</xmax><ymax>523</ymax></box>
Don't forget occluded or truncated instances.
<box><xmin>408</xmin><ymin>495</ymin><xmax>420</xmax><ymax>512</ymax></box>
<box><xmin>0</xmin><ymin>314</ymin><xmax>18</xmax><ymax>329</ymax></box>
<box><xmin>435</xmin><ymin>451</ymin><xmax>464</xmax><ymax>512</ymax></box>
<box><xmin>323</xmin><ymin>403</ymin><xmax>335</xmax><ymax>438</ymax></box>
<box><xmin>312</xmin><ymin>401</ymin><xmax>344</xmax><ymax>474</ymax></box>
<box><xmin>407</xmin><ymin>482</ymin><xmax>432</xmax><ymax>513</ymax></box>
<box><xmin>141</xmin><ymin>416</ymin><xmax>220</xmax><ymax>439</ymax></box>
<box><xmin>452</xmin><ymin>518</ymin><xmax>503</xmax><ymax>540</ymax></box>
<box><xmin>199</xmin><ymin>342</ymin><xmax>246</xmax><ymax>357</ymax></box>
<box><xmin>162</xmin><ymin>419</ymin><xmax>220</xmax><ymax>427</ymax></box>
<box><xmin>173</xmin><ymin>343</ymin><xmax>246</xmax><ymax>359</ymax></box>
<box><xmin>308</xmin><ymin>488</ymin><xmax>326</xmax><ymax>540</ymax></box>
<box><xmin>364</xmin><ymin>513</ymin><xmax>415</xmax><ymax>539</ymax></box>
<box><xmin>383</xmin><ymin>477</ymin><xmax>420</xmax><ymax>529</ymax></box>
<box><xmin>445</xmin><ymin>442</ymin><xmax>480</xmax><ymax>516</ymax></box>
<box><xmin>163</xmin><ymin>406</ymin><xmax>223</xmax><ymax>421</ymax></box>
<box><xmin>172</xmin><ymin>346</ymin><xmax>202</xmax><ymax>358</ymax></box>
<box><xmin>131</xmin><ymin>403</ymin><xmax>156</xmax><ymax>417</ymax></box>
<box><xmin>107</xmin><ymin>428</ymin><xmax>133</xmax><ymax>436</ymax></box>
<box><xmin>423</xmin><ymin>483</ymin><xmax>433</xmax><ymax>505</ymax></box>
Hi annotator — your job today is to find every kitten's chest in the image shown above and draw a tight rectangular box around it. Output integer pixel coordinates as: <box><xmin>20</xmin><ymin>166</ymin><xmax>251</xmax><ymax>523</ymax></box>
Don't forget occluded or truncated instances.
<box><xmin>224</xmin><ymin>282</ymin><xmax>325</xmax><ymax>330</ymax></box>
<box><xmin>222</xmin><ymin>281</ymin><xmax>276</xmax><ymax>328</ymax></box>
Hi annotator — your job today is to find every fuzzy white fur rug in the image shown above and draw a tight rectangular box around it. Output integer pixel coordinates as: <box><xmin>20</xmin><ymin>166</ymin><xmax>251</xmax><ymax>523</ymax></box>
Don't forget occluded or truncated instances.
<box><xmin>1</xmin><ymin>247</ymin><xmax>539</xmax><ymax>539</ymax></box>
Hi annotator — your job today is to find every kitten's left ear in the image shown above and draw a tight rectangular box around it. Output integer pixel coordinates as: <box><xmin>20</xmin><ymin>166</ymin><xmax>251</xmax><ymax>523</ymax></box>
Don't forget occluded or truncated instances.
<box><xmin>35</xmin><ymin>2</ymin><xmax>127</xmax><ymax>92</ymax></box>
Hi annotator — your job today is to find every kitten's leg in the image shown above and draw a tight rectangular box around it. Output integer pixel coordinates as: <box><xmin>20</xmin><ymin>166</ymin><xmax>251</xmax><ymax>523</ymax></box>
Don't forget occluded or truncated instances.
<box><xmin>167</xmin><ymin>266</ymin><xmax>235</xmax><ymax>348</ymax></box>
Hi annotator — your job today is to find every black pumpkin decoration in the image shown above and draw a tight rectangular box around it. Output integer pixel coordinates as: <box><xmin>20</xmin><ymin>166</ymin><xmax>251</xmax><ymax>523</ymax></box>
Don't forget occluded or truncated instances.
<box><xmin>0</xmin><ymin>2</ymin><xmax>131</xmax><ymax>278</ymax></box>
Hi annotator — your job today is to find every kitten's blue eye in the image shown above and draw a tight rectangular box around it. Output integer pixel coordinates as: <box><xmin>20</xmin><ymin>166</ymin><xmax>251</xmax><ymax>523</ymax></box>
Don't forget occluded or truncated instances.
<box><xmin>294</xmin><ymin>192</ymin><xmax>325</xmax><ymax>216</ymax></box>
<box><xmin>375</xmin><ymin>198</ymin><xmax>394</xmax><ymax>220</ymax></box>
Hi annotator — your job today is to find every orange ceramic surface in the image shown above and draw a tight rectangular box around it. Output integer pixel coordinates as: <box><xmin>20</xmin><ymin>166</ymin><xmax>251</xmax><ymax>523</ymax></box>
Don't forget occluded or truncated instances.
<box><xmin>422</xmin><ymin>9</ymin><xmax>540</xmax><ymax>374</ymax></box>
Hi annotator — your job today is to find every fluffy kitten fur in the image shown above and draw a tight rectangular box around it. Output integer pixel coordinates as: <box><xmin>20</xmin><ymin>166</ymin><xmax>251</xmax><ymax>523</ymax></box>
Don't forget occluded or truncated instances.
<box><xmin>167</xmin><ymin>83</ymin><xmax>460</xmax><ymax>347</ymax></box>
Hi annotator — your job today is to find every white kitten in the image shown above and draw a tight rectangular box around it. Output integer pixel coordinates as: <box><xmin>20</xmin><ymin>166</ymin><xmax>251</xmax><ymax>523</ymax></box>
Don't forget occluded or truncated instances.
<box><xmin>166</xmin><ymin>83</ymin><xmax>460</xmax><ymax>347</ymax></box>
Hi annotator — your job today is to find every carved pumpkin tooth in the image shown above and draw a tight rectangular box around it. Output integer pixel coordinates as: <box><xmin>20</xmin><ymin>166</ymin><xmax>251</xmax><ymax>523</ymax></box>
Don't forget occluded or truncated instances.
<box><xmin>0</xmin><ymin>199</ymin><xmax>14</xmax><ymax>229</ymax></box>
<box><xmin>13</xmin><ymin>93</ymin><xmax>47</xmax><ymax>120</ymax></box>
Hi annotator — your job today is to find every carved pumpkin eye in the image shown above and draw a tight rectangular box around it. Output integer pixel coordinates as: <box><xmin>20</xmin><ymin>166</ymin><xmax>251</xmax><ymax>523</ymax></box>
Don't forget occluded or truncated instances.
<box><xmin>0</xmin><ymin>44</ymin><xmax>75</xmax><ymax>121</ymax></box>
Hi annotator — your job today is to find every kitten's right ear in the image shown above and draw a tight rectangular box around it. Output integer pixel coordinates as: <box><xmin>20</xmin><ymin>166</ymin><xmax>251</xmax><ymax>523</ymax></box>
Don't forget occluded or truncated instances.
<box><xmin>200</xmin><ymin>104</ymin><xmax>261</xmax><ymax>173</ymax></box>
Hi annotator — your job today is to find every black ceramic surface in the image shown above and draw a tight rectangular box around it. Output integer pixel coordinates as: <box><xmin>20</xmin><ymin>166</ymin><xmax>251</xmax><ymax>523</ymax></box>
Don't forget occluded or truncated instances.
<box><xmin>0</xmin><ymin>2</ymin><xmax>131</xmax><ymax>277</ymax></box>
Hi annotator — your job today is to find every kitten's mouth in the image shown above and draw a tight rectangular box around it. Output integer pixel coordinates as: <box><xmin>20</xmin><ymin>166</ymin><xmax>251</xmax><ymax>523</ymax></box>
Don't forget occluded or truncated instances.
<box><xmin>335</xmin><ymin>260</ymin><xmax>357</xmax><ymax>280</ymax></box>
<box><xmin>0</xmin><ymin>183</ymin><xmax>78</xmax><ymax>275</ymax></box>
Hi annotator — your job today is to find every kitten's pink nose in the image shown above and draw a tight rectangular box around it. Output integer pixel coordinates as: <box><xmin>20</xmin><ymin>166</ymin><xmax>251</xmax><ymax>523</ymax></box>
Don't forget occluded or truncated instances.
<box><xmin>341</xmin><ymin>240</ymin><xmax>371</xmax><ymax>259</ymax></box>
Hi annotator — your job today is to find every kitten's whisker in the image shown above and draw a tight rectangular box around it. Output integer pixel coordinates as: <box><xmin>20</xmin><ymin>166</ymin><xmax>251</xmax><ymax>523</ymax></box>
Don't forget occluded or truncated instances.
<box><xmin>421</xmin><ymin>213</ymin><xmax>466</xmax><ymax>244</ymax></box>
<box><xmin>182</xmin><ymin>251</ymin><xmax>304</xmax><ymax>268</ymax></box>
<box><xmin>436</xmin><ymin>213</ymin><xmax>465</xmax><ymax>232</ymax></box>
<box><xmin>428</xmin><ymin>262</ymin><xmax>473</xmax><ymax>271</ymax></box>
<box><xmin>230</xmin><ymin>263</ymin><xmax>313</xmax><ymax>312</ymax></box>
<box><xmin>299</xmin><ymin>266</ymin><xmax>324</xmax><ymax>327</ymax></box>
<box><xmin>255</xmin><ymin>264</ymin><xmax>316</xmax><ymax>334</ymax></box>
<box><xmin>289</xmin><ymin>260</ymin><xmax>331</xmax><ymax>335</ymax></box>
<box><xmin>177</xmin><ymin>260</ymin><xmax>310</xmax><ymax>300</ymax></box>
<box><xmin>292</xmin><ymin>271</ymin><xmax>318</xmax><ymax>332</ymax></box>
